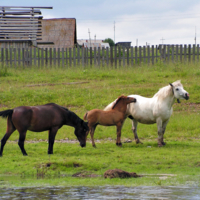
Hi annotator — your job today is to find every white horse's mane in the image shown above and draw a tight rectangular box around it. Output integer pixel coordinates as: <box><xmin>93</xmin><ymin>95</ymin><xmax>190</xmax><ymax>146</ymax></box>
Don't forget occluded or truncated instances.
<box><xmin>153</xmin><ymin>80</ymin><xmax>182</xmax><ymax>100</ymax></box>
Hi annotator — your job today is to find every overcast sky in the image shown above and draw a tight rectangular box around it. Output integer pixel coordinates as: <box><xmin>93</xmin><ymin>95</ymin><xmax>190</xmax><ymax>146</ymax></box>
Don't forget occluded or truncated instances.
<box><xmin>3</xmin><ymin>0</ymin><xmax>200</xmax><ymax>46</ymax></box>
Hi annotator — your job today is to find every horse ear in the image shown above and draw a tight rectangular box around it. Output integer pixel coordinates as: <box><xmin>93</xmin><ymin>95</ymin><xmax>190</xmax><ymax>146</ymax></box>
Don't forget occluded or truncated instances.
<box><xmin>169</xmin><ymin>83</ymin><xmax>173</xmax><ymax>87</ymax></box>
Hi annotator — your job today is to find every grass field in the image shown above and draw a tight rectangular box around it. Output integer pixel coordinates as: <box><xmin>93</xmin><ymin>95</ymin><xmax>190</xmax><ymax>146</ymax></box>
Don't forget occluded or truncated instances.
<box><xmin>0</xmin><ymin>62</ymin><xmax>199</xmax><ymax>187</ymax></box>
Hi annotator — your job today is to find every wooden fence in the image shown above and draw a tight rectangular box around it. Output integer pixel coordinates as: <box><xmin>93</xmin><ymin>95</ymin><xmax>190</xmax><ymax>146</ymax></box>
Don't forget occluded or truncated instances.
<box><xmin>0</xmin><ymin>44</ymin><xmax>199</xmax><ymax>68</ymax></box>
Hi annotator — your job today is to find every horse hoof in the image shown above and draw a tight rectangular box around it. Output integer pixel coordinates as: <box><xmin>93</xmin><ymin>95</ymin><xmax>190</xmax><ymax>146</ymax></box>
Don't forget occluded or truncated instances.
<box><xmin>162</xmin><ymin>142</ymin><xmax>166</xmax><ymax>145</ymax></box>
<box><xmin>136</xmin><ymin>139</ymin><xmax>143</xmax><ymax>144</ymax></box>
<box><xmin>116</xmin><ymin>142</ymin><xmax>122</xmax><ymax>147</ymax></box>
<box><xmin>92</xmin><ymin>145</ymin><xmax>97</xmax><ymax>148</ymax></box>
<box><xmin>158</xmin><ymin>144</ymin><xmax>163</xmax><ymax>147</ymax></box>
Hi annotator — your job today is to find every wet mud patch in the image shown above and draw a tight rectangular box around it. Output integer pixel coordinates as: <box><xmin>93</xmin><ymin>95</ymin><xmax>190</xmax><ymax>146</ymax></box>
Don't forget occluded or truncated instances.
<box><xmin>104</xmin><ymin>169</ymin><xmax>142</xmax><ymax>179</ymax></box>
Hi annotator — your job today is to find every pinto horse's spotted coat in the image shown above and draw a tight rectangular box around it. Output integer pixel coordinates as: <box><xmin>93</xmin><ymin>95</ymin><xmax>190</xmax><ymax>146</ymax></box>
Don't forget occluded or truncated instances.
<box><xmin>104</xmin><ymin>81</ymin><xmax>189</xmax><ymax>146</ymax></box>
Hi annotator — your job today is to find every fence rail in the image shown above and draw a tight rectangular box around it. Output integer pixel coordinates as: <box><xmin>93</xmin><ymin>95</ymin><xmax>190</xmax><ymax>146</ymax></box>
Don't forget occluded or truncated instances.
<box><xmin>0</xmin><ymin>44</ymin><xmax>199</xmax><ymax>68</ymax></box>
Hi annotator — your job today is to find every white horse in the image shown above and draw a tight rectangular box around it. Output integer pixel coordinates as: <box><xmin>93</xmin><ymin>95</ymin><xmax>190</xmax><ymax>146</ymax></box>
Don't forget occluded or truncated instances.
<box><xmin>104</xmin><ymin>80</ymin><xmax>189</xmax><ymax>146</ymax></box>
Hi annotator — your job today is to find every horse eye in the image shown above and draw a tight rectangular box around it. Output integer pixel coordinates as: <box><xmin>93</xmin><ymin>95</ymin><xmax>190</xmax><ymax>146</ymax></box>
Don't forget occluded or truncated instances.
<box><xmin>176</xmin><ymin>88</ymin><xmax>179</xmax><ymax>91</ymax></box>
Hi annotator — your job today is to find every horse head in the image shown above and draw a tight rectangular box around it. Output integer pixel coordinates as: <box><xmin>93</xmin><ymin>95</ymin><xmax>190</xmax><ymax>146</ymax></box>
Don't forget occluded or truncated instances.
<box><xmin>74</xmin><ymin>120</ymin><xmax>89</xmax><ymax>147</ymax></box>
<box><xmin>112</xmin><ymin>95</ymin><xmax>136</xmax><ymax>109</ymax></box>
<box><xmin>169</xmin><ymin>81</ymin><xmax>189</xmax><ymax>103</ymax></box>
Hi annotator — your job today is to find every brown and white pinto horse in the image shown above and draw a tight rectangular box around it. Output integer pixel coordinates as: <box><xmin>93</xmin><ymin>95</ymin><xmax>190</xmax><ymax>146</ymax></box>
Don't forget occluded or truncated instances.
<box><xmin>84</xmin><ymin>95</ymin><xmax>136</xmax><ymax>147</ymax></box>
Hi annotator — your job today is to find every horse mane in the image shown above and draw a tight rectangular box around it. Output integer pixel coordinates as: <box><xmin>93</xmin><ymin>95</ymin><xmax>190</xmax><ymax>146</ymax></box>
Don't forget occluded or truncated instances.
<box><xmin>153</xmin><ymin>80</ymin><xmax>182</xmax><ymax>100</ymax></box>
<box><xmin>112</xmin><ymin>95</ymin><xmax>126</xmax><ymax>109</ymax></box>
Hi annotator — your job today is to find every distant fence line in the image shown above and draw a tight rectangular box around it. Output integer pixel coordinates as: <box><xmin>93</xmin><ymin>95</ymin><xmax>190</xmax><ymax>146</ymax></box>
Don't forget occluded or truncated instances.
<box><xmin>0</xmin><ymin>44</ymin><xmax>199</xmax><ymax>68</ymax></box>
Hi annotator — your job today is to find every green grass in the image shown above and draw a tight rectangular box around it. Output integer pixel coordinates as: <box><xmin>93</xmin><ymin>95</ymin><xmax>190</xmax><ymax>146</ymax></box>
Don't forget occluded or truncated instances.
<box><xmin>0</xmin><ymin>62</ymin><xmax>200</xmax><ymax>187</ymax></box>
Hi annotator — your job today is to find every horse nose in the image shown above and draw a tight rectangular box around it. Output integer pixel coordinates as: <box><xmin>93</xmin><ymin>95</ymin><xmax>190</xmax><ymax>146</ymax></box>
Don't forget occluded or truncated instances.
<box><xmin>80</xmin><ymin>143</ymin><xmax>86</xmax><ymax>148</ymax></box>
<box><xmin>185</xmin><ymin>93</ymin><xmax>189</xmax><ymax>100</ymax></box>
<box><xmin>133</xmin><ymin>98</ymin><xmax>137</xmax><ymax>103</ymax></box>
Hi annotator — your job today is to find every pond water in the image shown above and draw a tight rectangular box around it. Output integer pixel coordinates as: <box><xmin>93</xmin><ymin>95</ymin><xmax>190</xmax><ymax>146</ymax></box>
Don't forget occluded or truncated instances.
<box><xmin>0</xmin><ymin>185</ymin><xmax>200</xmax><ymax>200</ymax></box>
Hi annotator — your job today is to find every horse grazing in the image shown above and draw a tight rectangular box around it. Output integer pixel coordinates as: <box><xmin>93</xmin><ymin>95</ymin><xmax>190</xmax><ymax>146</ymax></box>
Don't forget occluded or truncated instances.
<box><xmin>83</xmin><ymin>95</ymin><xmax>137</xmax><ymax>147</ymax></box>
<box><xmin>104</xmin><ymin>80</ymin><xmax>189</xmax><ymax>147</ymax></box>
<box><xmin>0</xmin><ymin>103</ymin><xmax>89</xmax><ymax>156</ymax></box>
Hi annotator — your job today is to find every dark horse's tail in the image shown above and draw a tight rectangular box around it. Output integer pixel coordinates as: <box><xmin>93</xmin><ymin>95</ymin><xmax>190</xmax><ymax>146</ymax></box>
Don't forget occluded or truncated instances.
<box><xmin>0</xmin><ymin>109</ymin><xmax>13</xmax><ymax>119</ymax></box>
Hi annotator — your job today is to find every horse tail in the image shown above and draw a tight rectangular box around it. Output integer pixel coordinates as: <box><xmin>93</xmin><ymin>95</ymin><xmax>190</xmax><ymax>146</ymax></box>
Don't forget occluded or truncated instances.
<box><xmin>83</xmin><ymin>112</ymin><xmax>88</xmax><ymax>121</ymax></box>
<box><xmin>0</xmin><ymin>109</ymin><xmax>13</xmax><ymax>119</ymax></box>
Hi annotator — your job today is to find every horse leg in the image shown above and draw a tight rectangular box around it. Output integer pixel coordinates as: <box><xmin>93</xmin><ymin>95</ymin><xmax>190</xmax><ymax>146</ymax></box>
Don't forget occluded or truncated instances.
<box><xmin>48</xmin><ymin>127</ymin><xmax>59</xmax><ymax>154</ymax></box>
<box><xmin>131</xmin><ymin>119</ymin><xmax>143</xmax><ymax>144</ymax></box>
<box><xmin>156</xmin><ymin>118</ymin><xmax>164</xmax><ymax>147</ymax></box>
<box><xmin>18</xmin><ymin>131</ymin><xmax>28</xmax><ymax>156</ymax></box>
<box><xmin>116</xmin><ymin>123</ymin><xmax>122</xmax><ymax>147</ymax></box>
<box><xmin>90</xmin><ymin>124</ymin><xmax>97</xmax><ymax>148</ymax></box>
<box><xmin>0</xmin><ymin>118</ymin><xmax>16</xmax><ymax>157</ymax></box>
<box><xmin>161</xmin><ymin>120</ymin><xmax>169</xmax><ymax>145</ymax></box>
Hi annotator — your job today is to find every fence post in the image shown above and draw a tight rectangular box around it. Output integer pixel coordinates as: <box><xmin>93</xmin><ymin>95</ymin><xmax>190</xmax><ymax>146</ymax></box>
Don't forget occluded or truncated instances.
<box><xmin>193</xmin><ymin>44</ymin><xmax>195</xmax><ymax>63</ymax></box>
<box><xmin>49</xmin><ymin>48</ymin><xmax>52</xmax><ymax>67</ymax></box>
<box><xmin>69</xmin><ymin>48</ymin><xmax>72</xmax><ymax>67</ymax></box>
<box><xmin>156</xmin><ymin>45</ymin><xmax>158</xmax><ymax>63</ymax></box>
<box><xmin>184</xmin><ymin>44</ymin><xmax>187</xmax><ymax>63</ymax></box>
<box><xmin>41</xmin><ymin>48</ymin><xmax>44</xmax><ymax>67</ymax></box>
<box><xmin>171</xmin><ymin>45</ymin><xmax>174</xmax><ymax>62</ymax></box>
<box><xmin>14</xmin><ymin>48</ymin><xmax>17</xmax><ymax>68</ymax></box>
<box><xmin>61</xmin><ymin>48</ymin><xmax>64</xmax><ymax>68</ymax></box>
<box><xmin>135</xmin><ymin>46</ymin><xmax>137</xmax><ymax>65</ymax></box>
<box><xmin>77</xmin><ymin>47</ymin><xmax>80</xmax><ymax>66</ymax></box>
<box><xmin>90</xmin><ymin>47</ymin><xmax>92</xmax><ymax>66</ymax></box>
<box><xmin>33</xmin><ymin>48</ymin><xmax>36</xmax><ymax>66</ymax></box>
<box><xmin>53</xmin><ymin>48</ymin><xmax>56</xmax><ymax>67</ymax></box>
<box><xmin>1</xmin><ymin>48</ymin><xmax>4</xmax><ymax>67</ymax></box>
<box><xmin>180</xmin><ymin>45</ymin><xmax>182</xmax><ymax>63</ymax></box>
<box><xmin>98</xmin><ymin>47</ymin><xmax>100</xmax><ymax>66</ymax></box>
<box><xmin>176</xmin><ymin>45</ymin><xmax>178</xmax><ymax>62</ymax></box>
<box><xmin>9</xmin><ymin>48</ymin><xmax>12</xmax><ymax>67</ymax></box>
<box><xmin>143</xmin><ymin>46</ymin><xmax>146</xmax><ymax>64</ymax></box>
<box><xmin>106</xmin><ymin>47</ymin><xmax>109</xmax><ymax>66</ymax></box>
<box><xmin>6</xmin><ymin>48</ymin><xmax>8</xmax><ymax>66</ymax></box>
<box><xmin>127</xmin><ymin>47</ymin><xmax>129</xmax><ymax>66</ymax></box>
<box><xmin>18</xmin><ymin>48</ymin><xmax>21</xmax><ymax>67</ymax></box>
<box><xmin>197</xmin><ymin>44</ymin><xmax>199</xmax><ymax>62</ymax></box>
<box><xmin>139</xmin><ymin>46</ymin><xmax>142</xmax><ymax>65</ymax></box>
<box><xmin>152</xmin><ymin>45</ymin><xmax>154</xmax><ymax>65</ymax></box>
<box><xmin>131</xmin><ymin>46</ymin><xmax>133</xmax><ymax>67</ymax></box>
<box><xmin>123</xmin><ymin>46</ymin><xmax>125</xmax><ymax>67</ymax></box>
<box><xmin>65</xmin><ymin>48</ymin><xmax>68</xmax><ymax>67</ymax></box>
<box><xmin>82</xmin><ymin>48</ymin><xmax>84</xmax><ymax>68</ymax></box>
<box><xmin>110</xmin><ymin>47</ymin><xmax>113</xmax><ymax>67</ymax></box>
<box><xmin>147</xmin><ymin>46</ymin><xmax>150</xmax><ymax>65</ymax></box>
<box><xmin>73</xmin><ymin>47</ymin><xmax>76</xmax><ymax>67</ymax></box>
<box><xmin>188</xmin><ymin>44</ymin><xmax>191</xmax><ymax>63</ymax></box>
<box><xmin>118</xmin><ymin>46</ymin><xmax>121</xmax><ymax>67</ymax></box>
<box><xmin>102</xmin><ymin>47</ymin><xmax>105</xmax><ymax>67</ymax></box>
<box><xmin>114</xmin><ymin>46</ymin><xmax>117</xmax><ymax>68</ymax></box>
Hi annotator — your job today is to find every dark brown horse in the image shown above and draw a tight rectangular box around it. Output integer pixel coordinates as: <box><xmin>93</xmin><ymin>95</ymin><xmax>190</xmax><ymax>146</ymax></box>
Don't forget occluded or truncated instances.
<box><xmin>83</xmin><ymin>95</ymin><xmax>136</xmax><ymax>147</ymax></box>
<box><xmin>0</xmin><ymin>103</ymin><xmax>89</xmax><ymax>156</ymax></box>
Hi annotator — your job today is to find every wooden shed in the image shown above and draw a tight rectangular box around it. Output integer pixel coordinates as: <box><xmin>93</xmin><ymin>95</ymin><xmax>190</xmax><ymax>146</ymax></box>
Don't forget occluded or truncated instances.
<box><xmin>0</xmin><ymin>6</ymin><xmax>52</xmax><ymax>48</ymax></box>
<box><xmin>38</xmin><ymin>18</ymin><xmax>77</xmax><ymax>49</ymax></box>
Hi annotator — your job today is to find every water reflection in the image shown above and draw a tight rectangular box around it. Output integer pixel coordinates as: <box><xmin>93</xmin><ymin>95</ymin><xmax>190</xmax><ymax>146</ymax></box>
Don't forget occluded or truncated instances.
<box><xmin>0</xmin><ymin>186</ymin><xmax>200</xmax><ymax>200</ymax></box>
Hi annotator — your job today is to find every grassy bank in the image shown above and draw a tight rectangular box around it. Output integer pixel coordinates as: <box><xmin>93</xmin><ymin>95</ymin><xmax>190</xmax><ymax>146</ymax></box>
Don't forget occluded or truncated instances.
<box><xmin>0</xmin><ymin>62</ymin><xmax>199</xmax><ymax>187</ymax></box>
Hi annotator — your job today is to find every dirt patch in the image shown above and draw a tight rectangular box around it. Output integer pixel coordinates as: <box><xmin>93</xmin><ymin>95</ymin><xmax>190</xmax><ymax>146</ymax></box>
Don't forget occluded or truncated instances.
<box><xmin>176</xmin><ymin>102</ymin><xmax>200</xmax><ymax>112</ymax></box>
<box><xmin>25</xmin><ymin>81</ymin><xmax>89</xmax><ymax>87</ymax></box>
<box><xmin>104</xmin><ymin>169</ymin><xmax>142</xmax><ymax>179</ymax></box>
